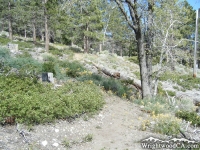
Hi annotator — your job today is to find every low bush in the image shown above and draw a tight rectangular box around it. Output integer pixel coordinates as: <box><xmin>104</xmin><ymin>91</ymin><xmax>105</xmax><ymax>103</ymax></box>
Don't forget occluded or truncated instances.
<box><xmin>0</xmin><ymin>46</ymin><xmax>10</xmax><ymax>59</ymax></box>
<box><xmin>16</xmin><ymin>51</ymin><xmax>32</xmax><ymax>58</ymax></box>
<box><xmin>0</xmin><ymin>46</ymin><xmax>42</xmax><ymax>76</ymax></box>
<box><xmin>0</xmin><ymin>37</ymin><xmax>34</xmax><ymax>50</ymax></box>
<box><xmin>0</xmin><ymin>37</ymin><xmax>11</xmax><ymax>45</ymax></box>
<box><xmin>166</xmin><ymin>90</ymin><xmax>176</xmax><ymax>97</ymax></box>
<box><xmin>157</xmin><ymin>83</ymin><xmax>166</xmax><ymax>96</ymax></box>
<box><xmin>77</xmin><ymin>74</ymin><xmax>132</xmax><ymax>99</ymax></box>
<box><xmin>134</xmin><ymin>96</ymin><xmax>194</xmax><ymax>115</ymax></box>
<box><xmin>42</xmin><ymin>53</ymin><xmax>57</xmax><ymax>62</ymax></box>
<box><xmin>77</xmin><ymin>74</ymin><xmax>103</xmax><ymax>85</ymax></box>
<box><xmin>49</xmin><ymin>48</ymin><xmax>64</xmax><ymax>56</ymax></box>
<box><xmin>140</xmin><ymin>113</ymin><xmax>182</xmax><ymax>135</ymax></box>
<box><xmin>102</xmin><ymin>78</ymin><xmax>131</xmax><ymax>98</ymax></box>
<box><xmin>175</xmin><ymin>110</ymin><xmax>200</xmax><ymax>126</ymax></box>
<box><xmin>159</xmin><ymin>72</ymin><xmax>200</xmax><ymax>90</ymax></box>
<box><xmin>128</xmin><ymin>56</ymin><xmax>139</xmax><ymax>64</ymax></box>
<box><xmin>0</xmin><ymin>75</ymin><xmax>104</xmax><ymax>125</ymax></box>
<box><xmin>7</xmin><ymin>57</ymin><xmax>42</xmax><ymax>75</ymax></box>
<box><xmin>42</xmin><ymin>62</ymin><xmax>56</xmax><ymax>75</ymax></box>
<box><xmin>152</xmin><ymin>113</ymin><xmax>182</xmax><ymax>135</ymax></box>
<box><xmin>64</xmin><ymin>61</ymin><xmax>86</xmax><ymax>77</ymax></box>
<box><xmin>13</xmin><ymin>40</ymin><xmax>34</xmax><ymax>50</ymax></box>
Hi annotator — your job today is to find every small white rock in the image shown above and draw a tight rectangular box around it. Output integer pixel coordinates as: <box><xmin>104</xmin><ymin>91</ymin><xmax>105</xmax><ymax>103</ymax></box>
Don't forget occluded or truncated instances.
<box><xmin>53</xmin><ymin>143</ymin><xmax>59</xmax><ymax>147</ymax></box>
<box><xmin>55</xmin><ymin>129</ymin><xmax>59</xmax><ymax>133</ymax></box>
<box><xmin>41</xmin><ymin>140</ymin><xmax>48</xmax><ymax>146</ymax></box>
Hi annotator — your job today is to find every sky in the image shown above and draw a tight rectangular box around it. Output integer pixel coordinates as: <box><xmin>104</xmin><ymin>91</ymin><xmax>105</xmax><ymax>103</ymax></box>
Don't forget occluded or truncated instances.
<box><xmin>187</xmin><ymin>0</ymin><xmax>200</xmax><ymax>10</ymax></box>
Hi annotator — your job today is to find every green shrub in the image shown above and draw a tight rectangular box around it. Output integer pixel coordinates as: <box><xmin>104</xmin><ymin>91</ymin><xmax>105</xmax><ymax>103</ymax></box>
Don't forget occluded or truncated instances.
<box><xmin>166</xmin><ymin>90</ymin><xmax>176</xmax><ymax>97</ymax></box>
<box><xmin>157</xmin><ymin>83</ymin><xmax>166</xmax><ymax>96</ymax></box>
<box><xmin>54</xmin><ymin>63</ymin><xmax>66</xmax><ymax>80</ymax></box>
<box><xmin>77</xmin><ymin>74</ymin><xmax>132</xmax><ymax>99</ymax></box>
<box><xmin>0</xmin><ymin>46</ymin><xmax>10</xmax><ymax>59</ymax></box>
<box><xmin>102</xmin><ymin>78</ymin><xmax>130</xmax><ymax>97</ymax></box>
<box><xmin>42</xmin><ymin>54</ymin><xmax>57</xmax><ymax>62</ymax></box>
<box><xmin>7</xmin><ymin>57</ymin><xmax>42</xmax><ymax>74</ymax></box>
<box><xmin>0</xmin><ymin>37</ymin><xmax>11</xmax><ymax>45</ymax></box>
<box><xmin>159</xmin><ymin>72</ymin><xmax>200</xmax><ymax>90</ymax></box>
<box><xmin>16</xmin><ymin>51</ymin><xmax>32</xmax><ymax>58</ymax></box>
<box><xmin>0</xmin><ymin>46</ymin><xmax>42</xmax><ymax>76</ymax></box>
<box><xmin>152</xmin><ymin>113</ymin><xmax>182</xmax><ymax>135</ymax></box>
<box><xmin>0</xmin><ymin>33</ymin><xmax>8</xmax><ymax>38</ymax></box>
<box><xmin>0</xmin><ymin>75</ymin><xmax>104</xmax><ymax>125</ymax></box>
<box><xmin>134</xmin><ymin>96</ymin><xmax>194</xmax><ymax>115</ymax></box>
<box><xmin>77</xmin><ymin>74</ymin><xmax>103</xmax><ymax>85</ymax></box>
<box><xmin>49</xmin><ymin>48</ymin><xmax>64</xmax><ymax>56</ymax></box>
<box><xmin>65</xmin><ymin>61</ymin><xmax>86</xmax><ymax>77</ymax></box>
<box><xmin>128</xmin><ymin>56</ymin><xmax>139</xmax><ymax>64</ymax></box>
<box><xmin>176</xmin><ymin>110</ymin><xmax>200</xmax><ymax>126</ymax></box>
<box><xmin>13</xmin><ymin>40</ymin><xmax>34</xmax><ymax>50</ymax></box>
<box><xmin>42</xmin><ymin>62</ymin><xmax>56</xmax><ymax>75</ymax></box>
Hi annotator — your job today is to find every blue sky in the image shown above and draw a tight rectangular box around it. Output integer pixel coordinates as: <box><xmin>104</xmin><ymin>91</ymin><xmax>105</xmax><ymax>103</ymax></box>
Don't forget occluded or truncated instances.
<box><xmin>187</xmin><ymin>0</ymin><xmax>200</xmax><ymax>10</ymax></box>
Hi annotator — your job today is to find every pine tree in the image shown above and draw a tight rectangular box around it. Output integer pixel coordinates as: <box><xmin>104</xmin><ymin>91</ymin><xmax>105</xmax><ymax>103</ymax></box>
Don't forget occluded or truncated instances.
<box><xmin>0</xmin><ymin>0</ymin><xmax>16</xmax><ymax>40</ymax></box>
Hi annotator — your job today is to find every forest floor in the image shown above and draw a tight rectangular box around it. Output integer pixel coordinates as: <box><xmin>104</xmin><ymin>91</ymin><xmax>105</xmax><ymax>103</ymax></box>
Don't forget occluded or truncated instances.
<box><xmin>0</xmin><ymin>93</ymin><xmax>166</xmax><ymax>150</ymax></box>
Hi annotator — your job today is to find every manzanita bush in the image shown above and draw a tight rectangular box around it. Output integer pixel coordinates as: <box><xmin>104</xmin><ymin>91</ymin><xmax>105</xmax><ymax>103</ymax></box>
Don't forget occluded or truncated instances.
<box><xmin>0</xmin><ymin>75</ymin><xmax>104</xmax><ymax>125</ymax></box>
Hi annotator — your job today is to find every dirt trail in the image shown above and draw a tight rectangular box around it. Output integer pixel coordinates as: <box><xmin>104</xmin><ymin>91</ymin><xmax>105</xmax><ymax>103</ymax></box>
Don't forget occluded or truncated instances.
<box><xmin>0</xmin><ymin>94</ymin><xmax>165</xmax><ymax>150</ymax></box>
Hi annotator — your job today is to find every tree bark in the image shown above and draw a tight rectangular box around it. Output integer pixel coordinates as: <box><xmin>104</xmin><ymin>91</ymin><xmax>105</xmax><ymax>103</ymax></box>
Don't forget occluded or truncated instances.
<box><xmin>32</xmin><ymin>20</ymin><xmax>36</xmax><ymax>44</ymax></box>
<box><xmin>99</xmin><ymin>43</ymin><xmax>102</xmax><ymax>53</ymax></box>
<box><xmin>146</xmin><ymin>1</ymin><xmax>154</xmax><ymax>93</ymax></box>
<box><xmin>8</xmin><ymin>2</ymin><xmax>13</xmax><ymax>40</ymax></box>
<box><xmin>24</xmin><ymin>27</ymin><xmax>27</xmax><ymax>40</ymax></box>
<box><xmin>44</xmin><ymin>0</ymin><xmax>49</xmax><ymax>52</ymax></box>
<box><xmin>84</xmin><ymin>23</ymin><xmax>89</xmax><ymax>53</ymax></box>
<box><xmin>137</xmin><ymin>32</ymin><xmax>151</xmax><ymax>98</ymax></box>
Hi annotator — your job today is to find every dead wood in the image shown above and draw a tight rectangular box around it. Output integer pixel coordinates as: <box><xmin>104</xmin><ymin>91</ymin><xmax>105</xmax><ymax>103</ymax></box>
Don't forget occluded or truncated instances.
<box><xmin>92</xmin><ymin>63</ymin><xmax>142</xmax><ymax>91</ymax></box>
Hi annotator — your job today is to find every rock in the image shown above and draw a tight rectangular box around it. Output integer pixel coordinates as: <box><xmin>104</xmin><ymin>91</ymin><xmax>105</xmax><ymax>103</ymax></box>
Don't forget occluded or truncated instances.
<box><xmin>42</xmin><ymin>72</ymin><xmax>54</xmax><ymax>84</ymax></box>
<box><xmin>194</xmin><ymin>98</ymin><xmax>200</xmax><ymax>106</ymax></box>
<box><xmin>7</xmin><ymin>43</ymin><xmax>18</xmax><ymax>52</ymax></box>
<box><xmin>52</xmin><ymin>143</ymin><xmax>59</xmax><ymax>147</ymax></box>
<box><xmin>41</xmin><ymin>140</ymin><xmax>48</xmax><ymax>146</ymax></box>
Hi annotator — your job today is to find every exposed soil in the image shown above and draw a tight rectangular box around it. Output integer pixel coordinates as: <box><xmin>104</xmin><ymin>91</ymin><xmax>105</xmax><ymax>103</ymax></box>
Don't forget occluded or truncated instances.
<box><xmin>0</xmin><ymin>93</ymin><xmax>165</xmax><ymax>150</ymax></box>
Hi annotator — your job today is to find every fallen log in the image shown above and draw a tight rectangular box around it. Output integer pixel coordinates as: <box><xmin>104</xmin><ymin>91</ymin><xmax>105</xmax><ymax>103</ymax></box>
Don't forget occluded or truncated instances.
<box><xmin>92</xmin><ymin>63</ymin><xmax>141</xmax><ymax>91</ymax></box>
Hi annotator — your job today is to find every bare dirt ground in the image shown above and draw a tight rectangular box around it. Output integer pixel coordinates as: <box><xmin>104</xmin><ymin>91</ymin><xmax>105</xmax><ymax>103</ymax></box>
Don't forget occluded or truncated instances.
<box><xmin>0</xmin><ymin>93</ymin><xmax>166</xmax><ymax>150</ymax></box>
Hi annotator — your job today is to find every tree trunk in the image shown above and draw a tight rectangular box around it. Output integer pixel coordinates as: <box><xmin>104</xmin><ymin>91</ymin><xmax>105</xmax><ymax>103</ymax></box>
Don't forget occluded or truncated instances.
<box><xmin>32</xmin><ymin>18</ymin><xmax>36</xmax><ymax>44</ymax></box>
<box><xmin>115</xmin><ymin>0</ymin><xmax>153</xmax><ymax>98</ymax></box>
<box><xmin>41</xmin><ymin>30</ymin><xmax>44</xmax><ymax>41</ymax></box>
<box><xmin>136</xmin><ymin>32</ymin><xmax>151</xmax><ymax>98</ymax></box>
<box><xmin>45</xmin><ymin>14</ymin><xmax>49</xmax><ymax>51</ymax></box>
<box><xmin>8</xmin><ymin>2</ymin><xmax>13</xmax><ymax>40</ymax></box>
<box><xmin>24</xmin><ymin>27</ymin><xmax>27</xmax><ymax>40</ymax></box>
<box><xmin>44</xmin><ymin>0</ymin><xmax>49</xmax><ymax>52</ymax></box>
<box><xmin>146</xmin><ymin>2</ymin><xmax>154</xmax><ymax>93</ymax></box>
<box><xmin>84</xmin><ymin>23</ymin><xmax>89</xmax><ymax>53</ymax></box>
<box><xmin>71</xmin><ymin>40</ymin><xmax>74</xmax><ymax>46</ymax></box>
<box><xmin>84</xmin><ymin>35</ymin><xmax>86</xmax><ymax>52</ymax></box>
<box><xmin>99</xmin><ymin>43</ymin><xmax>102</xmax><ymax>53</ymax></box>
